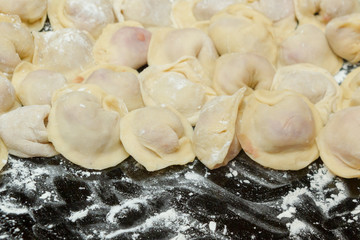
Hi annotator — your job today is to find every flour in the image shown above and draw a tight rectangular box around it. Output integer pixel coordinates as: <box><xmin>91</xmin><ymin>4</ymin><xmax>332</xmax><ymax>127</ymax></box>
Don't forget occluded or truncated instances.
<box><xmin>287</xmin><ymin>219</ymin><xmax>309</xmax><ymax>237</ymax></box>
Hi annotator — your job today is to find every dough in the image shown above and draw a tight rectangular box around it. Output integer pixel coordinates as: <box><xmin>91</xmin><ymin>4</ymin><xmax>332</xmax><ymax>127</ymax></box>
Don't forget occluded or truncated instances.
<box><xmin>340</xmin><ymin>66</ymin><xmax>360</xmax><ymax>109</ymax></box>
<box><xmin>120</xmin><ymin>106</ymin><xmax>195</xmax><ymax>171</ymax></box>
<box><xmin>208</xmin><ymin>4</ymin><xmax>277</xmax><ymax>65</ymax></box>
<box><xmin>47</xmin><ymin>84</ymin><xmax>129</xmax><ymax>170</ymax></box>
<box><xmin>317</xmin><ymin>106</ymin><xmax>360</xmax><ymax>178</ymax></box>
<box><xmin>0</xmin><ymin>73</ymin><xmax>16</xmax><ymax>114</ymax></box>
<box><xmin>0</xmin><ymin>14</ymin><xmax>34</xmax><ymax>76</ymax></box>
<box><xmin>12</xmin><ymin>62</ymin><xmax>67</xmax><ymax>106</ymax></box>
<box><xmin>32</xmin><ymin>28</ymin><xmax>95</xmax><ymax>81</ymax></box>
<box><xmin>0</xmin><ymin>0</ymin><xmax>47</xmax><ymax>31</ymax></box>
<box><xmin>294</xmin><ymin>0</ymin><xmax>360</xmax><ymax>30</ymax></box>
<box><xmin>112</xmin><ymin>0</ymin><xmax>174</xmax><ymax>27</ymax></box>
<box><xmin>77</xmin><ymin>64</ymin><xmax>144</xmax><ymax>111</ymax></box>
<box><xmin>271</xmin><ymin>63</ymin><xmax>341</xmax><ymax>123</ymax></box>
<box><xmin>0</xmin><ymin>105</ymin><xmax>58</xmax><ymax>158</ymax></box>
<box><xmin>147</xmin><ymin>27</ymin><xmax>218</xmax><ymax>79</ymax></box>
<box><xmin>237</xmin><ymin>90</ymin><xmax>323</xmax><ymax>170</ymax></box>
<box><xmin>278</xmin><ymin>24</ymin><xmax>343</xmax><ymax>75</ymax></box>
<box><xmin>93</xmin><ymin>21</ymin><xmax>151</xmax><ymax>69</ymax></box>
<box><xmin>193</xmin><ymin>88</ymin><xmax>246</xmax><ymax>169</ymax></box>
<box><xmin>325</xmin><ymin>13</ymin><xmax>360</xmax><ymax>64</ymax></box>
<box><xmin>48</xmin><ymin>0</ymin><xmax>115</xmax><ymax>38</ymax></box>
<box><xmin>213</xmin><ymin>53</ymin><xmax>275</xmax><ymax>95</ymax></box>
<box><xmin>0</xmin><ymin>138</ymin><xmax>7</xmax><ymax>171</ymax></box>
<box><xmin>139</xmin><ymin>57</ymin><xmax>216</xmax><ymax>125</ymax></box>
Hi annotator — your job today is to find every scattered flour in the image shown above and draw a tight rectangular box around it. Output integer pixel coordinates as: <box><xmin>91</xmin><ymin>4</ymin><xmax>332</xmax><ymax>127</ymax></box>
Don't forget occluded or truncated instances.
<box><xmin>209</xmin><ymin>221</ymin><xmax>217</xmax><ymax>232</ymax></box>
<box><xmin>287</xmin><ymin>219</ymin><xmax>309</xmax><ymax>237</ymax></box>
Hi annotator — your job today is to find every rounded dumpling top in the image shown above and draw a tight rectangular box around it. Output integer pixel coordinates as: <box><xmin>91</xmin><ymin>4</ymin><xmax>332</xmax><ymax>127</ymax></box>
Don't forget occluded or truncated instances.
<box><xmin>0</xmin><ymin>73</ymin><xmax>16</xmax><ymax>114</ymax></box>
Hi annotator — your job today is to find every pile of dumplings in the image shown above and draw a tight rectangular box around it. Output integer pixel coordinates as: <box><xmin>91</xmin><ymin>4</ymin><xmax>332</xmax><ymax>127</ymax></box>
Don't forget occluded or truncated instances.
<box><xmin>0</xmin><ymin>0</ymin><xmax>359</xmax><ymax>179</ymax></box>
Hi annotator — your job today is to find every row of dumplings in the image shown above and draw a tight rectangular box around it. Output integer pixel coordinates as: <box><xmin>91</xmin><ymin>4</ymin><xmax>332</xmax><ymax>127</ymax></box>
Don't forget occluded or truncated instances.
<box><xmin>0</xmin><ymin>1</ymin><xmax>359</xmax><ymax>178</ymax></box>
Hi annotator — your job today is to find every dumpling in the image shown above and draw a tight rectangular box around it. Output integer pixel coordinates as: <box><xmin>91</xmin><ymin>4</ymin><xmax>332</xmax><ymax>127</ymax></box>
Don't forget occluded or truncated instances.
<box><xmin>147</xmin><ymin>27</ymin><xmax>218</xmax><ymax>78</ymax></box>
<box><xmin>47</xmin><ymin>84</ymin><xmax>129</xmax><ymax>170</ymax></box>
<box><xmin>0</xmin><ymin>14</ymin><xmax>34</xmax><ymax>76</ymax></box>
<box><xmin>340</xmin><ymin>66</ymin><xmax>360</xmax><ymax>109</ymax></box>
<box><xmin>120</xmin><ymin>106</ymin><xmax>195</xmax><ymax>171</ymax></box>
<box><xmin>278</xmin><ymin>24</ymin><xmax>342</xmax><ymax>75</ymax></box>
<box><xmin>0</xmin><ymin>105</ymin><xmax>58</xmax><ymax>158</ymax></box>
<box><xmin>172</xmin><ymin>0</ymin><xmax>240</xmax><ymax>28</ymax></box>
<box><xmin>93</xmin><ymin>21</ymin><xmax>151</xmax><ymax>69</ymax></box>
<box><xmin>0</xmin><ymin>0</ymin><xmax>47</xmax><ymax>31</ymax></box>
<box><xmin>317</xmin><ymin>106</ymin><xmax>360</xmax><ymax>178</ymax></box>
<box><xmin>294</xmin><ymin>0</ymin><xmax>360</xmax><ymax>30</ymax></box>
<box><xmin>48</xmin><ymin>0</ymin><xmax>115</xmax><ymax>38</ymax></box>
<box><xmin>139</xmin><ymin>57</ymin><xmax>216</xmax><ymax>125</ymax></box>
<box><xmin>32</xmin><ymin>28</ymin><xmax>95</xmax><ymax>81</ymax></box>
<box><xmin>213</xmin><ymin>53</ymin><xmax>275</xmax><ymax>95</ymax></box>
<box><xmin>208</xmin><ymin>4</ymin><xmax>277</xmax><ymax>65</ymax></box>
<box><xmin>325</xmin><ymin>13</ymin><xmax>360</xmax><ymax>64</ymax></box>
<box><xmin>237</xmin><ymin>90</ymin><xmax>323</xmax><ymax>170</ymax></box>
<box><xmin>12</xmin><ymin>62</ymin><xmax>67</xmax><ymax>106</ymax></box>
<box><xmin>193</xmin><ymin>88</ymin><xmax>245</xmax><ymax>169</ymax></box>
<box><xmin>112</xmin><ymin>0</ymin><xmax>174</xmax><ymax>27</ymax></box>
<box><xmin>0</xmin><ymin>73</ymin><xmax>17</xmax><ymax>114</ymax></box>
<box><xmin>75</xmin><ymin>64</ymin><xmax>144</xmax><ymax>111</ymax></box>
<box><xmin>0</xmin><ymin>138</ymin><xmax>7</xmax><ymax>171</ymax></box>
<box><xmin>271</xmin><ymin>63</ymin><xmax>341</xmax><ymax>123</ymax></box>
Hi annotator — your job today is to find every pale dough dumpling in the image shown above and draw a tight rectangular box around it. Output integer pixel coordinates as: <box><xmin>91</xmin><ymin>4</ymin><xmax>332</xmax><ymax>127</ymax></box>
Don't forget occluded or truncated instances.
<box><xmin>12</xmin><ymin>62</ymin><xmax>67</xmax><ymax>106</ymax></box>
<box><xmin>120</xmin><ymin>106</ymin><xmax>195</xmax><ymax>171</ymax></box>
<box><xmin>76</xmin><ymin>64</ymin><xmax>144</xmax><ymax>111</ymax></box>
<box><xmin>48</xmin><ymin>84</ymin><xmax>129</xmax><ymax>170</ymax></box>
<box><xmin>0</xmin><ymin>105</ymin><xmax>58</xmax><ymax>158</ymax></box>
<box><xmin>340</xmin><ymin>67</ymin><xmax>360</xmax><ymax>109</ymax></box>
<box><xmin>0</xmin><ymin>73</ymin><xmax>16</xmax><ymax>114</ymax></box>
<box><xmin>139</xmin><ymin>57</ymin><xmax>216</xmax><ymax>125</ymax></box>
<box><xmin>208</xmin><ymin>4</ymin><xmax>277</xmax><ymax>65</ymax></box>
<box><xmin>93</xmin><ymin>21</ymin><xmax>151</xmax><ymax>69</ymax></box>
<box><xmin>48</xmin><ymin>0</ymin><xmax>115</xmax><ymax>38</ymax></box>
<box><xmin>237</xmin><ymin>90</ymin><xmax>323</xmax><ymax>170</ymax></box>
<box><xmin>194</xmin><ymin>88</ymin><xmax>245</xmax><ymax>169</ymax></box>
<box><xmin>278</xmin><ymin>24</ymin><xmax>343</xmax><ymax>75</ymax></box>
<box><xmin>317</xmin><ymin>106</ymin><xmax>360</xmax><ymax>178</ymax></box>
<box><xmin>294</xmin><ymin>0</ymin><xmax>360</xmax><ymax>30</ymax></box>
<box><xmin>112</xmin><ymin>0</ymin><xmax>174</xmax><ymax>27</ymax></box>
<box><xmin>271</xmin><ymin>64</ymin><xmax>342</xmax><ymax>123</ymax></box>
<box><xmin>325</xmin><ymin>13</ymin><xmax>360</xmax><ymax>64</ymax></box>
<box><xmin>0</xmin><ymin>0</ymin><xmax>47</xmax><ymax>31</ymax></box>
<box><xmin>147</xmin><ymin>27</ymin><xmax>218</xmax><ymax>78</ymax></box>
<box><xmin>0</xmin><ymin>14</ymin><xmax>34</xmax><ymax>76</ymax></box>
<box><xmin>33</xmin><ymin>28</ymin><xmax>95</xmax><ymax>82</ymax></box>
<box><xmin>213</xmin><ymin>53</ymin><xmax>275</xmax><ymax>95</ymax></box>
<box><xmin>0</xmin><ymin>138</ymin><xmax>7</xmax><ymax>171</ymax></box>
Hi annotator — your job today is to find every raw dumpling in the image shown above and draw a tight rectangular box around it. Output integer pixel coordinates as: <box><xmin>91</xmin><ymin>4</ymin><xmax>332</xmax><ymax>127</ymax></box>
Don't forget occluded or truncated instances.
<box><xmin>93</xmin><ymin>21</ymin><xmax>151</xmax><ymax>69</ymax></box>
<box><xmin>237</xmin><ymin>90</ymin><xmax>323</xmax><ymax>170</ymax></box>
<box><xmin>213</xmin><ymin>53</ymin><xmax>275</xmax><ymax>95</ymax></box>
<box><xmin>0</xmin><ymin>0</ymin><xmax>47</xmax><ymax>31</ymax></box>
<box><xmin>208</xmin><ymin>4</ymin><xmax>277</xmax><ymax>65</ymax></box>
<box><xmin>0</xmin><ymin>105</ymin><xmax>58</xmax><ymax>158</ymax></box>
<box><xmin>0</xmin><ymin>73</ymin><xmax>16</xmax><ymax>114</ymax></box>
<box><xmin>47</xmin><ymin>84</ymin><xmax>129</xmax><ymax>170</ymax></box>
<box><xmin>278</xmin><ymin>24</ymin><xmax>342</xmax><ymax>75</ymax></box>
<box><xmin>32</xmin><ymin>28</ymin><xmax>95</xmax><ymax>81</ymax></box>
<box><xmin>112</xmin><ymin>0</ymin><xmax>174</xmax><ymax>27</ymax></box>
<box><xmin>48</xmin><ymin>0</ymin><xmax>115</xmax><ymax>38</ymax></box>
<box><xmin>325</xmin><ymin>13</ymin><xmax>360</xmax><ymax>64</ymax></box>
<box><xmin>76</xmin><ymin>64</ymin><xmax>144</xmax><ymax>111</ymax></box>
<box><xmin>12</xmin><ymin>62</ymin><xmax>67</xmax><ymax>106</ymax></box>
<box><xmin>317</xmin><ymin>106</ymin><xmax>360</xmax><ymax>178</ymax></box>
<box><xmin>0</xmin><ymin>14</ymin><xmax>34</xmax><ymax>76</ymax></box>
<box><xmin>193</xmin><ymin>88</ymin><xmax>245</xmax><ymax>169</ymax></box>
<box><xmin>271</xmin><ymin>63</ymin><xmax>341</xmax><ymax>123</ymax></box>
<box><xmin>340</xmin><ymin>66</ymin><xmax>360</xmax><ymax>109</ymax></box>
<box><xmin>139</xmin><ymin>57</ymin><xmax>216</xmax><ymax>125</ymax></box>
<box><xmin>120</xmin><ymin>106</ymin><xmax>195</xmax><ymax>171</ymax></box>
<box><xmin>294</xmin><ymin>0</ymin><xmax>360</xmax><ymax>30</ymax></box>
<box><xmin>0</xmin><ymin>138</ymin><xmax>7</xmax><ymax>171</ymax></box>
<box><xmin>147</xmin><ymin>27</ymin><xmax>218</xmax><ymax>78</ymax></box>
